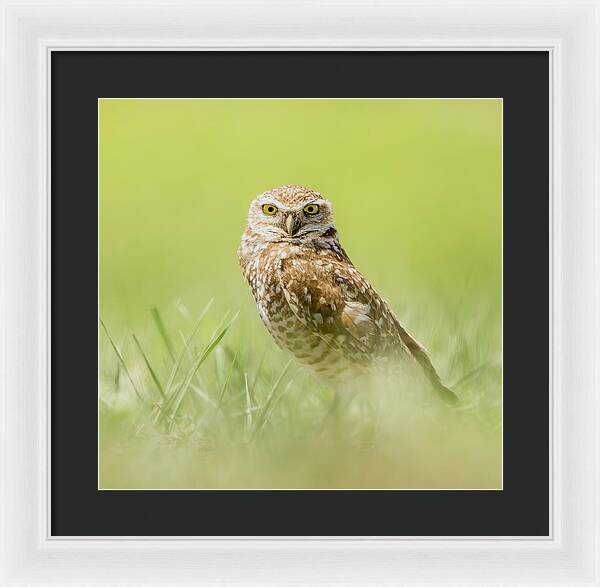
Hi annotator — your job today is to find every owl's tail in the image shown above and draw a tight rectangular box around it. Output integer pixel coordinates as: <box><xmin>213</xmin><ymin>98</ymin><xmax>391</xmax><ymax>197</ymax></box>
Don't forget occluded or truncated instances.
<box><xmin>432</xmin><ymin>381</ymin><xmax>459</xmax><ymax>405</ymax></box>
<box><xmin>395</xmin><ymin>323</ymin><xmax>459</xmax><ymax>405</ymax></box>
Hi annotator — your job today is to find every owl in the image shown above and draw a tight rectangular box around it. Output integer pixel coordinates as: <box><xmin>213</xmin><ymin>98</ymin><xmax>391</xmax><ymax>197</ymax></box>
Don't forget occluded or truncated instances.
<box><xmin>238</xmin><ymin>184</ymin><xmax>457</xmax><ymax>404</ymax></box>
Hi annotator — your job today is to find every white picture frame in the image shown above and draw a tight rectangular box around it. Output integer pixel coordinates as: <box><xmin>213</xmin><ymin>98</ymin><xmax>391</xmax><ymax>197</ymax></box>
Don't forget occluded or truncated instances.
<box><xmin>1</xmin><ymin>0</ymin><xmax>598</xmax><ymax>584</ymax></box>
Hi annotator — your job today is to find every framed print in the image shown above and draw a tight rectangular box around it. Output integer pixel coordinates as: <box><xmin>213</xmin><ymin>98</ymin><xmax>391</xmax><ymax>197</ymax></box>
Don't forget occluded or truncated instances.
<box><xmin>55</xmin><ymin>51</ymin><xmax>543</xmax><ymax>537</ymax></box>
<box><xmin>1</xmin><ymin>1</ymin><xmax>599</xmax><ymax>585</ymax></box>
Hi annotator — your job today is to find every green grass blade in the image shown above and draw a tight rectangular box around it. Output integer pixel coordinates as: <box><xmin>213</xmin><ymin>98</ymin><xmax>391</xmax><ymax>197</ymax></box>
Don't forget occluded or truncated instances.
<box><xmin>205</xmin><ymin>351</ymin><xmax>239</xmax><ymax>435</ymax></box>
<box><xmin>150</xmin><ymin>306</ymin><xmax>176</xmax><ymax>362</ymax></box>
<box><xmin>250</xmin><ymin>359</ymin><xmax>293</xmax><ymax>441</ymax></box>
<box><xmin>451</xmin><ymin>361</ymin><xmax>490</xmax><ymax>389</ymax></box>
<box><xmin>165</xmin><ymin>312</ymin><xmax>239</xmax><ymax>426</ymax></box>
<box><xmin>214</xmin><ymin>346</ymin><xmax>226</xmax><ymax>389</ymax></box>
<box><xmin>189</xmin><ymin>383</ymin><xmax>218</xmax><ymax>408</ymax></box>
<box><xmin>216</xmin><ymin>351</ymin><xmax>238</xmax><ymax>410</ymax></box>
<box><xmin>179</xmin><ymin>329</ymin><xmax>207</xmax><ymax>394</ymax></box>
<box><xmin>113</xmin><ymin>362</ymin><xmax>121</xmax><ymax>388</ymax></box>
<box><xmin>250</xmin><ymin>349</ymin><xmax>267</xmax><ymax>392</ymax></box>
<box><xmin>100</xmin><ymin>319</ymin><xmax>146</xmax><ymax>404</ymax></box>
<box><xmin>162</xmin><ymin>298</ymin><xmax>214</xmax><ymax>400</ymax></box>
<box><xmin>244</xmin><ymin>373</ymin><xmax>253</xmax><ymax>433</ymax></box>
<box><xmin>132</xmin><ymin>333</ymin><xmax>165</xmax><ymax>399</ymax></box>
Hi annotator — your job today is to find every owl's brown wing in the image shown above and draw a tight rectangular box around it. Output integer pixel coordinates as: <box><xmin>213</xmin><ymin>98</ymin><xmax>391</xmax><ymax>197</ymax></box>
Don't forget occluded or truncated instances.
<box><xmin>276</xmin><ymin>254</ymin><xmax>411</xmax><ymax>362</ymax></box>
<box><xmin>277</xmin><ymin>254</ymin><xmax>458</xmax><ymax>404</ymax></box>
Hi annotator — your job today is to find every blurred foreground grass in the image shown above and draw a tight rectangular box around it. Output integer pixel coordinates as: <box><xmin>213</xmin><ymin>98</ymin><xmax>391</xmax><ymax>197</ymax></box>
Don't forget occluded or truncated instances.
<box><xmin>99</xmin><ymin>295</ymin><xmax>501</xmax><ymax>489</ymax></box>
<box><xmin>99</xmin><ymin>99</ymin><xmax>501</xmax><ymax>489</ymax></box>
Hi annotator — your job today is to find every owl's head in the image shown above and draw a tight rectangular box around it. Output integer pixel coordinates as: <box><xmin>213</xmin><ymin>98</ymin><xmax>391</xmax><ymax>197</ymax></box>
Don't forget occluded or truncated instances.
<box><xmin>245</xmin><ymin>184</ymin><xmax>335</xmax><ymax>242</ymax></box>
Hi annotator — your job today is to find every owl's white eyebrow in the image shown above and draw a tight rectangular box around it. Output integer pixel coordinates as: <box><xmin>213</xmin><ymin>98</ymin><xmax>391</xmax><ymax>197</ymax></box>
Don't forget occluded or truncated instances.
<box><xmin>258</xmin><ymin>199</ymin><xmax>284</xmax><ymax>208</ymax></box>
<box><xmin>256</xmin><ymin>199</ymin><xmax>326</xmax><ymax>212</ymax></box>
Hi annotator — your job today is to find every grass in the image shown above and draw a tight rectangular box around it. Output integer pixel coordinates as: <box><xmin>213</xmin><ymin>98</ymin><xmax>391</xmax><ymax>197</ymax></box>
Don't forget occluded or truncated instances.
<box><xmin>99</xmin><ymin>296</ymin><xmax>501</xmax><ymax>489</ymax></box>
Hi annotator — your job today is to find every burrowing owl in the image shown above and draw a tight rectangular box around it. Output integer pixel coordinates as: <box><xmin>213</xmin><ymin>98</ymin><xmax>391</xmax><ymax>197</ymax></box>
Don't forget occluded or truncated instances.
<box><xmin>238</xmin><ymin>184</ymin><xmax>457</xmax><ymax>404</ymax></box>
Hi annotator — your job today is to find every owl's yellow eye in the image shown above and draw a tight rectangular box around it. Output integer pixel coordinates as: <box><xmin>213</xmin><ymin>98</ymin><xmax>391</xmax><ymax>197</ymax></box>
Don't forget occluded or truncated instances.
<box><xmin>303</xmin><ymin>204</ymin><xmax>320</xmax><ymax>215</ymax></box>
<box><xmin>262</xmin><ymin>204</ymin><xmax>278</xmax><ymax>215</ymax></box>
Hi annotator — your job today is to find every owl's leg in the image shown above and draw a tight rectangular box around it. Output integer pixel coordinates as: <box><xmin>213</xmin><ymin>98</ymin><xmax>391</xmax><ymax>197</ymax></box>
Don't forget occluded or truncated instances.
<box><xmin>317</xmin><ymin>385</ymin><xmax>360</xmax><ymax>438</ymax></box>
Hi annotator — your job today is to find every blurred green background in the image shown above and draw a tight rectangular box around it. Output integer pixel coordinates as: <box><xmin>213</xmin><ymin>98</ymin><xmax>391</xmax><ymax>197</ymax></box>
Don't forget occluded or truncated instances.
<box><xmin>99</xmin><ymin>99</ymin><xmax>502</xmax><ymax>489</ymax></box>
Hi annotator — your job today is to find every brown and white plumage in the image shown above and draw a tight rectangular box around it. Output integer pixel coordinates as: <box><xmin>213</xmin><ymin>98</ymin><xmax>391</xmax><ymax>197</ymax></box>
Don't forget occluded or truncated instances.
<box><xmin>238</xmin><ymin>184</ymin><xmax>457</xmax><ymax>404</ymax></box>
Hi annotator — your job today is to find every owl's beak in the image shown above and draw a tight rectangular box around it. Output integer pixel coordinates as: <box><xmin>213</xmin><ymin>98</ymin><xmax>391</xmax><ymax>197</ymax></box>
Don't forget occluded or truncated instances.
<box><xmin>285</xmin><ymin>214</ymin><xmax>299</xmax><ymax>236</ymax></box>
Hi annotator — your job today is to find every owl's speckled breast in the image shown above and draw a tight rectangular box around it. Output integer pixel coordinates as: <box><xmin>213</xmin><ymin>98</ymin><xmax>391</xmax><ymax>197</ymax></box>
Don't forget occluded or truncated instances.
<box><xmin>239</xmin><ymin>238</ymin><xmax>355</xmax><ymax>380</ymax></box>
